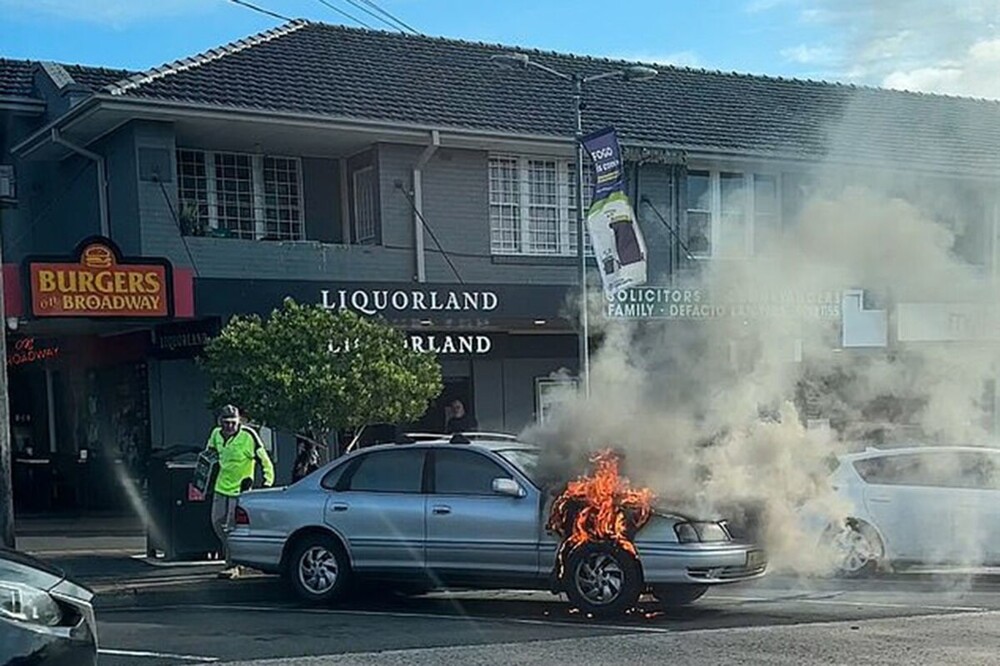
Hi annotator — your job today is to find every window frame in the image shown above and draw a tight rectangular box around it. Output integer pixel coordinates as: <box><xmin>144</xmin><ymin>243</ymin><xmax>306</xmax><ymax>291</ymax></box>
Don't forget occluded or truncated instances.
<box><xmin>333</xmin><ymin>448</ymin><xmax>429</xmax><ymax>494</ymax></box>
<box><xmin>351</xmin><ymin>165</ymin><xmax>378</xmax><ymax>245</ymax></box>
<box><xmin>684</xmin><ymin>168</ymin><xmax>782</xmax><ymax>259</ymax></box>
<box><xmin>175</xmin><ymin>148</ymin><xmax>305</xmax><ymax>241</ymax></box>
<box><xmin>428</xmin><ymin>448</ymin><xmax>513</xmax><ymax>497</ymax></box>
<box><xmin>488</xmin><ymin>153</ymin><xmax>594</xmax><ymax>257</ymax></box>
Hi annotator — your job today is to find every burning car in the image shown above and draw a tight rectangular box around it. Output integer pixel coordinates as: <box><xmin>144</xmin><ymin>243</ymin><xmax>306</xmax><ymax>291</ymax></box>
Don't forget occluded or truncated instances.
<box><xmin>227</xmin><ymin>435</ymin><xmax>768</xmax><ymax>617</ymax></box>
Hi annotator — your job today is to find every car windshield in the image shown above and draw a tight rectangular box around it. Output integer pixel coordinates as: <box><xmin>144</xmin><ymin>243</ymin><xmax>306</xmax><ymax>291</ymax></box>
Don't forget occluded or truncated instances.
<box><xmin>496</xmin><ymin>448</ymin><xmax>541</xmax><ymax>486</ymax></box>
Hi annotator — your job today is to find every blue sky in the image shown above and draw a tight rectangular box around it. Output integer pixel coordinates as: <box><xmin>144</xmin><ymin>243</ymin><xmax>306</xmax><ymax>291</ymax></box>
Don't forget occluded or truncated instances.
<box><xmin>1</xmin><ymin>1</ymin><xmax>998</xmax><ymax>98</ymax></box>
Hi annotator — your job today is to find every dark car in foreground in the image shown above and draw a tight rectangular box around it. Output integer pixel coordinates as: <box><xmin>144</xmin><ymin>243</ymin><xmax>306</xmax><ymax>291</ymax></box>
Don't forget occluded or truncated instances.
<box><xmin>1</xmin><ymin>548</ymin><xmax>98</xmax><ymax>666</ymax></box>
<box><xmin>229</xmin><ymin>435</ymin><xmax>767</xmax><ymax>617</ymax></box>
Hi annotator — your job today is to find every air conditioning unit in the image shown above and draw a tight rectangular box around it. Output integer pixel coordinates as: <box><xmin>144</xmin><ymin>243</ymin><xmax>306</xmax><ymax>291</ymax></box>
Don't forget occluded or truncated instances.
<box><xmin>0</xmin><ymin>165</ymin><xmax>15</xmax><ymax>201</ymax></box>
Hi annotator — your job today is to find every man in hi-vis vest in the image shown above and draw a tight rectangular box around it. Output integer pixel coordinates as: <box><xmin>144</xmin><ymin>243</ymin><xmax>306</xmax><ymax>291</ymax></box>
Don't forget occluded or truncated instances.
<box><xmin>207</xmin><ymin>404</ymin><xmax>274</xmax><ymax>578</ymax></box>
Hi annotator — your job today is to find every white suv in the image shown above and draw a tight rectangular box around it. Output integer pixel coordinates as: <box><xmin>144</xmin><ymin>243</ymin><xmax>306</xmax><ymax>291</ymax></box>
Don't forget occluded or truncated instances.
<box><xmin>817</xmin><ymin>445</ymin><xmax>1000</xmax><ymax>575</ymax></box>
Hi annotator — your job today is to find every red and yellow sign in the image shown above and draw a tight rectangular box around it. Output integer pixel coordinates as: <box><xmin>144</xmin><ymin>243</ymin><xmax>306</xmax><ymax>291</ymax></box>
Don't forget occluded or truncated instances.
<box><xmin>27</xmin><ymin>238</ymin><xmax>172</xmax><ymax>318</ymax></box>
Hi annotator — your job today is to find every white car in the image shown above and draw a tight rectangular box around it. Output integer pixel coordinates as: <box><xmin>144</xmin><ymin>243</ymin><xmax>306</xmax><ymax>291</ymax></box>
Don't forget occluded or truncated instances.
<box><xmin>814</xmin><ymin>445</ymin><xmax>1000</xmax><ymax>575</ymax></box>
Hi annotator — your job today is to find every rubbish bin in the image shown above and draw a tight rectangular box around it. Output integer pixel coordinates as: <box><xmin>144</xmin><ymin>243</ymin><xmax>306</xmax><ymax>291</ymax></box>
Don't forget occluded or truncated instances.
<box><xmin>146</xmin><ymin>445</ymin><xmax>221</xmax><ymax>561</ymax></box>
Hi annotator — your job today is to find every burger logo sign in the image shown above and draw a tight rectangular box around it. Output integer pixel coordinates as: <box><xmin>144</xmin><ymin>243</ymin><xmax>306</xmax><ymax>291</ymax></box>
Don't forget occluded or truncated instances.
<box><xmin>26</xmin><ymin>237</ymin><xmax>173</xmax><ymax>318</ymax></box>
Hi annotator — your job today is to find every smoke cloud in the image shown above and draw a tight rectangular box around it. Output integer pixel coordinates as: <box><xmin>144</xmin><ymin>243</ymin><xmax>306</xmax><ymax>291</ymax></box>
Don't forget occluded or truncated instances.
<box><xmin>524</xmin><ymin>129</ymin><xmax>999</xmax><ymax>576</ymax></box>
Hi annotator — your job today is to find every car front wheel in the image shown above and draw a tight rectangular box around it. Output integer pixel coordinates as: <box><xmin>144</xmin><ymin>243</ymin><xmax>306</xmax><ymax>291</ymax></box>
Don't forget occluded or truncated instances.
<box><xmin>288</xmin><ymin>534</ymin><xmax>352</xmax><ymax>604</ymax></box>
<box><xmin>651</xmin><ymin>584</ymin><xmax>709</xmax><ymax>607</ymax></box>
<box><xmin>564</xmin><ymin>541</ymin><xmax>643</xmax><ymax>618</ymax></box>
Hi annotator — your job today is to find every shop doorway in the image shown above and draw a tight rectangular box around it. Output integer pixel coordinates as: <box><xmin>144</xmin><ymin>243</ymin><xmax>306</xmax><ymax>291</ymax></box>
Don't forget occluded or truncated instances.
<box><xmin>411</xmin><ymin>378</ymin><xmax>474</xmax><ymax>433</ymax></box>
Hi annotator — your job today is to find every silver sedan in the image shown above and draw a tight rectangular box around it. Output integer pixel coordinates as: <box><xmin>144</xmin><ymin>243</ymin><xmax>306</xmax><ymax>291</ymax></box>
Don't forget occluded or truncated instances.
<box><xmin>228</xmin><ymin>437</ymin><xmax>767</xmax><ymax>617</ymax></box>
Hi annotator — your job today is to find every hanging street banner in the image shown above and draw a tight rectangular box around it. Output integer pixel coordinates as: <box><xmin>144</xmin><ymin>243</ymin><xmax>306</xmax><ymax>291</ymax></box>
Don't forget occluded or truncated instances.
<box><xmin>580</xmin><ymin>127</ymin><xmax>648</xmax><ymax>297</ymax></box>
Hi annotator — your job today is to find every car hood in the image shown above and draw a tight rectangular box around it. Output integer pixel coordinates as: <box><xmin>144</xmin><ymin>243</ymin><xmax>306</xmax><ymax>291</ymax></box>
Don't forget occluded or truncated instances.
<box><xmin>0</xmin><ymin>548</ymin><xmax>93</xmax><ymax>602</ymax></box>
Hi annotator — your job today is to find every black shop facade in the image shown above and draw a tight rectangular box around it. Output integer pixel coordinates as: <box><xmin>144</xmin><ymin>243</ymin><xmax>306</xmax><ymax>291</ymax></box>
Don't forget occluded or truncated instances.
<box><xmin>191</xmin><ymin>279</ymin><xmax>580</xmax><ymax>436</ymax></box>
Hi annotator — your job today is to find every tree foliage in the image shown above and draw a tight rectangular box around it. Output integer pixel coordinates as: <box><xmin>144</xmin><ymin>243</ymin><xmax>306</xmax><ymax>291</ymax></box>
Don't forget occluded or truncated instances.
<box><xmin>200</xmin><ymin>298</ymin><xmax>443</xmax><ymax>442</ymax></box>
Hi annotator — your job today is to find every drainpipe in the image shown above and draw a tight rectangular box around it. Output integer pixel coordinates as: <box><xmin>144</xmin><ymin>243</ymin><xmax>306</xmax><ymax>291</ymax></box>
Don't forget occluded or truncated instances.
<box><xmin>52</xmin><ymin>128</ymin><xmax>110</xmax><ymax>238</ymax></box>
<box><xmin>412</xmin><ymin>130</ymin><xmax>440</xmax><ymax>283</ymax></box>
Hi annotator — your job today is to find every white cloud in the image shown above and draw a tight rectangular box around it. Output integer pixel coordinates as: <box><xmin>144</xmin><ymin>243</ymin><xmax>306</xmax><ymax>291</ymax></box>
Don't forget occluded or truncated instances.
<box><xmin>780</xmin><ymin>44</ymin><xmax>836</xmax><ymax>65</ymax></box>
<box><xmin>792</xmin><ymin>0</ymin><xmax>1000</xmax><ymax>98</ymax></box>
<box><xmin>882</xmin><ymin>37</ymin><xmax>1000</xmax><ymax>99</ymax></box>
<box><xmin>0</xmin><ymin>0</ymin><xmax>215</xmax><ymax>28</ymax></box>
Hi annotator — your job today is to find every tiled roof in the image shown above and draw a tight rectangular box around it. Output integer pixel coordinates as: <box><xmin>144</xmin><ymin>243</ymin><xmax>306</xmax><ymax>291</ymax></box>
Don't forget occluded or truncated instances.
<box><xmin>0</xmin><ymin>58</ymin><xmax>137</xmax><ymax>98</ymax></box>
<box><xmin>42</xmin><ymin>22</ymin><xmax>1000</xmax><ymax>173</ymax></box>
<box><xmin>0</xmin><ymin>58</ymin><xmax>35</xmax><ymax>97</ymax></box>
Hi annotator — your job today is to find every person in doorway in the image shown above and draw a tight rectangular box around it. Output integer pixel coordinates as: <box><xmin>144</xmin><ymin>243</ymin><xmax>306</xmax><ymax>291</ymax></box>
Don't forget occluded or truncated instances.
<box><xmin>445</xmin><ymin>399</ymin><xmax>478</xmax><ymax>434</ymax></box>
<box><xmin>292</xmin><ymin>436</ymin><xmax>322</xmax><ymax>483</ymax></box>
<box><xmin>206</xmin><ymin>404</ymin><xmax>275</xmax><ymax>579</ymax></box>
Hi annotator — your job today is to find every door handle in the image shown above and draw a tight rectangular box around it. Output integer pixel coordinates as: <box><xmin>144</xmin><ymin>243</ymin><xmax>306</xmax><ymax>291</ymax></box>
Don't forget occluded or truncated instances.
<box><xmin>869</xmin><ymin>496</ymin><xmax>891</xmax><ymax>503</ymax></box>
<box><xmin>331</xmin><ymin>503</ymin><xmax>349</xmax><ymax>512</ymax></box>
<box><xmin>432</xmin><ymin>505</ymin><xmax>451</xmax><ymax>515</ymax></box>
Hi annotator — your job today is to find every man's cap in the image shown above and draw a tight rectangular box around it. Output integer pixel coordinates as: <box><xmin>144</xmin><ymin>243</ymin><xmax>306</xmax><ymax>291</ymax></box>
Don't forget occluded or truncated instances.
<box><xmin>219</xmin><ymin>404</ymin><xmax>241</xmax><ymax>420</ymax></box>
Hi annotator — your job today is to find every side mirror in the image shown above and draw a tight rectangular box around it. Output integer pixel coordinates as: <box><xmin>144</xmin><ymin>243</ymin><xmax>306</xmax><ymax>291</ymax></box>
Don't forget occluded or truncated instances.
<box><xmin>492</xmin><ymin>477</ymin><xmax>526</xmax><ymax>498</ymax></box>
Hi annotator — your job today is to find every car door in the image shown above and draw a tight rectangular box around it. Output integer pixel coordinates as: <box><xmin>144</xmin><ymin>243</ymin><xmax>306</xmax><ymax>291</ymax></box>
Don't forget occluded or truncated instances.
<box><xmin>940</xmin><ymin>451</ymin><xmax>1000</xmax><ymax>564</ymax></box>
<box><xmin>425</xmin><ymin>448</ymin><xmax>541</xmax><ymax>580</ymax></box>
<box><xmin>856</xmin><ymin>452</ymin><xmax>952</xmax><ymax>561</ymax></box>
<box><xmin>324</xmin><ymin>448</ymin><xmax>427</xmax><ymax>573</ymax></box>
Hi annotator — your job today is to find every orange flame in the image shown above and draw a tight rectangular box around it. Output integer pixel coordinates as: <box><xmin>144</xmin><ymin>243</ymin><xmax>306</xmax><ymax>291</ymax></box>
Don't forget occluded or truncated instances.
<box><xmin>548</xmin><ymin>448</ymin><xmax>655</xmax><ymax>577</ymax></box>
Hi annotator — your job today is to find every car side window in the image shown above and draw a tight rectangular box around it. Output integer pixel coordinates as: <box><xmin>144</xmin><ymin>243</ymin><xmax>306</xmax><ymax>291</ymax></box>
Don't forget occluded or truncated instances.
<box><xmin>854</xmin><ymin>452</ymin><xmax>1000</xmax><ymax>489</ymax></box>
<box><xmin>341</xmin><ymin>449</ymin><xmax>426</xmax><ymax>493</ymax></box>
<box><xmin>320</xmin><ymin>462</ymin><xmax>349</xmax><ymax>490</ymax></box>
<box><xmin>433</xmin><ymin>449</ymin><xmax>511</xmax><ymax>495</ymax></box>
<box><xmin>854</xmin><ymin>454</ymin><xmax>927</xmax><ymax>486</ymax></box>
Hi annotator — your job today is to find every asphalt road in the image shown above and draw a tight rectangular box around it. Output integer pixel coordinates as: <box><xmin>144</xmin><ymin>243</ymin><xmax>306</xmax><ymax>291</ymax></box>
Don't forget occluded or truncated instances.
<box><xmin>93</xmin><ymin>573</ymin><xmax>1000</xmax><ymax>666</ymax></box>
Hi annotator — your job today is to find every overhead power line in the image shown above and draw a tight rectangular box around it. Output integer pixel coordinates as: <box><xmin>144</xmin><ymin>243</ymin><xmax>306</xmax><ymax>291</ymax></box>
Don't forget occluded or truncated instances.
<box><xmin>355</xmin><ymin>0</ymin><xmax>421</xmax><ymax>34</ymax></box>
<box><xmin>314</xmin><ymin>0</ymin><xmax>375</xmax><ymax>29</ymax></box>
<box><xmin>227</xmin><ymin>0</ymin><xmax>293</xmax><ymax>22</ymax></box>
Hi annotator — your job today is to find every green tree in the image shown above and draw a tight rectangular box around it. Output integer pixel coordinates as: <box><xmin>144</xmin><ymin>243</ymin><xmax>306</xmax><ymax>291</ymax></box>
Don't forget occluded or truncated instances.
<box><xmin>201</xmin><ymin>298</ymin><xmax>442</xmax><ymax>457</ymax></box>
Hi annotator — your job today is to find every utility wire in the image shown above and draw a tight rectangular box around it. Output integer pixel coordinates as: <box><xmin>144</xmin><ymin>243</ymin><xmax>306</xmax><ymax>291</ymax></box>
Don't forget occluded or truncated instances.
<box><xmin>640</xmin><ymin>196</ymin><xmax>696</xmax><ymax>261</ymax></box>
<box><xmin>314</xmin><ymin>0</ymin><xmax>376</xmax><ymax>29</ymax></box>
<box><xmin>393</xmin><ymin>183</ymin><xmax>465</xmax><ymax>285</ymax></box>
<box><xmin>355</xmin><ymin>0</ymin><xmax>420</xmax><ymax>34</ymax></box>
<box><xmin>154</xmin><ymin>176</ymin><xmax>203</xmax><ymax>277</ymax></box>
<box><xmin>227</xmin><ymin>0</ymin><xmax>293</xmax><ymax>22</ymax></box>
<box><xmin>338</xmin><ymin>0</ymin><xmax>407</xmax><ymax>32</ymax></box>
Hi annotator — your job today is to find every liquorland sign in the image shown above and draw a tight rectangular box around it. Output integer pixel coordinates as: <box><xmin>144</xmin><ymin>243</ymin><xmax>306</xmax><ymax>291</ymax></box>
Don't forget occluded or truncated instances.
<box><xmin>25</xmin><ymin>237</ymin><xmax>172</xmax><ymax>318</ymax></box>
<box><xmin>321</xmin><ymin>288</ymin><xmax>498</xmax><ymax>316</ymax></box>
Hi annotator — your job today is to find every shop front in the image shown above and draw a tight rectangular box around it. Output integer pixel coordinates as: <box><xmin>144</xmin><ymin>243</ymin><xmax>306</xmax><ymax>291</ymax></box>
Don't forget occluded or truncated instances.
<box><xmin>190</xmin><ymin>279</ymin><xmax>580</xmax><ymax>434</ymax></box>
<box><xmin>4</xmin><ymin>236</ymin><xmax>194</xmax><ymax>515</ymax></box>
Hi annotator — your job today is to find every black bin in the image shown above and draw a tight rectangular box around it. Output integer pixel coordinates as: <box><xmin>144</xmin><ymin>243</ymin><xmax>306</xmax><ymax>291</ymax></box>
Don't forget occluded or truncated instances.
<box><xmin>146</xmin><ymin>446</ymin><xmax>221</xmax><ymax>561</ymax></box>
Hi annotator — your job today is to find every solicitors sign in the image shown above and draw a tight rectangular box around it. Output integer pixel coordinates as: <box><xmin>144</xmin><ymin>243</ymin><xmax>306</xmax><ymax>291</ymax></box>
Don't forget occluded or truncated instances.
<box><xmin>25</xmin><ymin>237</ymin><xmax>172</xmax><ymax>318</ymax></box>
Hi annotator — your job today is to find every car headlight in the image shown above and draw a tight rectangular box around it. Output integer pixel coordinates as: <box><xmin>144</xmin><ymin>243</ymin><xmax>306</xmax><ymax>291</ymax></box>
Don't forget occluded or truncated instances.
<box><xmin>675</xmin><ymin>522</ymin><xmax>699</xmax><ymax>543</ymax></box>
<box><xmin>0</xmin><ymin>582</ymin><xmax>63</xmax><ymax>626</ymax></box>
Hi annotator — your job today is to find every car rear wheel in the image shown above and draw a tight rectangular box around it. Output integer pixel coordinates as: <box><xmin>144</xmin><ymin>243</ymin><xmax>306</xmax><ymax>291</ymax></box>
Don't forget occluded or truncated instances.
<box><xmin>824</xmin><ymin>520</ymin><xmax>883</xmax><ymax>577</ymax></box>
<box><xmin>651</xmin><ymin>584</ymin><xmax>709</xmax><ymax>607</ymax></box>
<box><xmin>288</xmin><ymin>534</ymin><xmax>352</xmax><ymax>603</ymax></box>
<box><xmin>564</xmin><ymin>542</ymin><xmax>643</xmax><ymax>618</ymax></box>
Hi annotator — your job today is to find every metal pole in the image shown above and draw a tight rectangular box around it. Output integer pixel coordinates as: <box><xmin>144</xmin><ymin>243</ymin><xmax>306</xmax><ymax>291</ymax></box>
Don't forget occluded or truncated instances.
<box><xmin>573</xmin><ymin>76</ymin><xmax>591</xmax><ymax>397</ymax></box>
<box><xmin>0</xmin><ymin>223</ymin><xmax>15</xmax><ymax>549</ymax></box>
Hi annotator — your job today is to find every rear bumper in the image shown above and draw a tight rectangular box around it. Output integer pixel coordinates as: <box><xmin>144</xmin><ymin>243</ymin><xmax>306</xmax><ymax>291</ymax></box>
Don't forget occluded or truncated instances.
<box><xmin>638</xmin><ymin>543</ymin><xmax>768</xmax><ymax>584</ymax></box>
<box><xmin>227</xmin><ymin>534</ymin><xmax>285</xmax><ymax>574</ymax></box>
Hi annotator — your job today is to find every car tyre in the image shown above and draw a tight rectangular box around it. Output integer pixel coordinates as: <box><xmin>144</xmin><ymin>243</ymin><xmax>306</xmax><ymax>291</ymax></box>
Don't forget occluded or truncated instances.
<box><xmin>288</xmin><ymin>533</ymin><xmax>352</xmax><ymax>604</ymax></box>
<box><xmin>823</xmin><ymin>519</ymin><xmax>883</xmax><ymax>578</ymax></box>
<box><xmin>564</xmin><ymin>541</ymin><xmax>643</xmax><ymax>618</ymax></box>
<box><xmin>650</xmin><ymin>584</ymin><xmax>709</xmax><ymax>607</ymax></box>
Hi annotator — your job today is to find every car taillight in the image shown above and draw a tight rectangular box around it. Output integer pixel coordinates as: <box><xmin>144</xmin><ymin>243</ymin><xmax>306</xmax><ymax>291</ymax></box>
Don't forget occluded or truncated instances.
<box><xmin>234</xmin><ymin>506</ymin><xmax>250</xmax><ymax>526</ymax></box>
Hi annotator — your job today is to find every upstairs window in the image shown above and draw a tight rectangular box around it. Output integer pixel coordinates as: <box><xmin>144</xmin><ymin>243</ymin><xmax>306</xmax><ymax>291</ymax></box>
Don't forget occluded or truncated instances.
<box><xmin>685</xmin><ymin>169</ymin><xmax>780</xmax><ymax>258</ymax></box>
<box><xmin>489</xmin><ymin>155</ymin><xmax>594</xmax><ymax>257</ymax></box>
<box><xmin>352</xmin><ymin>166</ymin><xmax>378</xmax><ymax>244</ymax></box>
<box><xmin>176</xmin><ymin>149</ymin><xmax>304</xmax><ymax>241</ymax></box>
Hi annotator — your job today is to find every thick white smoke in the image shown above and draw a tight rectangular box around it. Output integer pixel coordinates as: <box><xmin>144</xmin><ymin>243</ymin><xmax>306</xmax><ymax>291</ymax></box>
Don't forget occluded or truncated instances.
<box><xmin>524</xmin><ymin>169</ymin><xmax>999</xmax><ymax>576</ymax></box>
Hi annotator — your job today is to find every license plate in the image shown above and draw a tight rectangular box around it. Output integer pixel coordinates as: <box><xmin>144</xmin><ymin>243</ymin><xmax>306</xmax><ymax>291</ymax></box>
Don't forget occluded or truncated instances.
<box><xmin>746</xmin><ymin>550</ymin><xmax>767</xmax><ymax>569</ymax></box>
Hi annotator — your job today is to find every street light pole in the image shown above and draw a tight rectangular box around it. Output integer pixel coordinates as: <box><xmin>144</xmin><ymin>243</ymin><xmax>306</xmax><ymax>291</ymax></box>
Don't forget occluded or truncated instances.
<box><xmin>0</xmin><ymin>225</ymin><xmax>14</xmax><ymax>549</ymax></box>
<box><xmin>572</xmin><ymin>75</ymin><xmax>591</xmax><ymax>397</ymax></box>
<box><xmin>489</xmin><ymin>54</ymin><xmax>657</xmax><ymax>400</ymax></box>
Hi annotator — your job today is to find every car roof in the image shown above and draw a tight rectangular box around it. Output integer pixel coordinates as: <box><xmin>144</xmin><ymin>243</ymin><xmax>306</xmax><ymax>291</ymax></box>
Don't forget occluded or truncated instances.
<box><xmin>840</xmin><ymin>444</ymin><xmax>1000</xmax><ymax>461</ymax></box>
<box><xmin>350</xmin><ymin>437</ymin><xmax>538</xmax><ymax>455</ymax></box>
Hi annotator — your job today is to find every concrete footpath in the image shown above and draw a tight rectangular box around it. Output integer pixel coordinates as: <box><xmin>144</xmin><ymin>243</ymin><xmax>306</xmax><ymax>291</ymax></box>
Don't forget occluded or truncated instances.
<box><xmin>14</xmin><ymin>513</ymin><xmax>288</xmax><ymax>610</ymax></box>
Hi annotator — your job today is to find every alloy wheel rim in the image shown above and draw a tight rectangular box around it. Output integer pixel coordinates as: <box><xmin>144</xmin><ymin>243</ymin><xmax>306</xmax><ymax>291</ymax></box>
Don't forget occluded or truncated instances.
<box><xmin>574</xmin><ymin>552</ymin><xmax>624</xmax><ymax>605</ymax></box>
<box><xmin>833</xmin><ymin>526</ymin><xmax>877</xmax><ymax>573</ymax></box>
<box><xmin>299</xmin><ymin>546</ymin><xmax>339</xmax><ymax>594</ymax></box>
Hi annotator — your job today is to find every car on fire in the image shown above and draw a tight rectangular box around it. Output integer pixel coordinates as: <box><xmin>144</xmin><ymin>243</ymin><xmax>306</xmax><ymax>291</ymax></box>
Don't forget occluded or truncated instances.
<box><xmin>0</xmin><ymin>548</ymin><xmax>98</xmax><ymax>666</ymax></box>
<box><xmin>805</xmin><ymin>445</ymin><xmax>1000</xmax><ymax>576</ymax></box>
<box><xmin>228</xmin><ymin>434</ymin><xmax>767</xmax><ymax>617</ymax></box>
